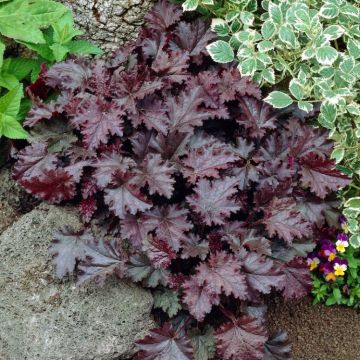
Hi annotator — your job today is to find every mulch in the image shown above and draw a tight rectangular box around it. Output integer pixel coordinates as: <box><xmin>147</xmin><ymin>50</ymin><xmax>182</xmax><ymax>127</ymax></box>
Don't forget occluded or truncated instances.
<box><xmin>267</xmin><ymin>296</ymin><xmax>360</xmax><ymax>360</ymax></box>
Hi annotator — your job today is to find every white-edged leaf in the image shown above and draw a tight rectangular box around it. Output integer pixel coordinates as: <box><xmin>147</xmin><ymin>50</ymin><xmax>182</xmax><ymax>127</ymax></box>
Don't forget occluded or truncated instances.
<box><xmin>238</xmin><ymin>57</ymin><xmax>257</xmax><ymax>76</ymax></box>
<box><xmin>206</xmin><ymin>40</ymin><xmax>234</xmax><ymax>63</ymax></box>
<box><xmin>257</xmin><ymin>40</ymin><xmax>274</xmax><ymax>52</ymax></box>
<box><xmin>268</xmin><ymin>2</ymin><xmax>283</xmax><ymax>25</ymax></box>
<box><xmin>279</xmin><ymin>25</ymin><xmax>297</xmax><ymax>48</ymax></box>
<box><xmin>319</xmin><ymin>3</ymin><xmax>339</xmax><ymax>19</ymax></box>
<box><xmin>298</xmin><ymin>101</ymin><xmax>313</xmax><ymax>113</ymax></box>
<box><xmin>301</xmin><ymin>48</ymin><xmax>315</xmax><ymax>60</ymax></box>
<box><xmin>262</xmin><ymin>68</ymin><xmax>275</xmax><ymax>84</ymax></box>
<box><xmin>261</xmin><ymin>20</ymin><xmax>276</xmax><ymax>40</ymax></box>
<box><xmin>265</xmin><ymin>91</ymin><xmax>293</xmax><ymax>108</ymax></box>
<box><xmin>316</xmin><ymin>46</ymin><xmax>338</xmax><ymax>65</ymax></box>
<box><xmin>323</xmin><ymin>25</ymin><xmax>344</xmax><ymax>40</ymax></box>
<box><xmin>331</xmin><ymin>148</ymin><xmax>344</xmax><ymax>164</ymax></box>
<box><xmin>289</xmin><ymin>79</ymin><xmax>304</xmax><ymax>100</ymax></box>
<box><xmin>182</xmin><ymin>0</ymin><xmax>199</xmax><ymax>11</ymax></box>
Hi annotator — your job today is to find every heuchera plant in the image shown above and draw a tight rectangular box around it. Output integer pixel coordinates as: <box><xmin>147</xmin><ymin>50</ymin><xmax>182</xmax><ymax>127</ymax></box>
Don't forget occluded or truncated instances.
<box><xmin>181</xmin><ymin>0</ymin><xmax>360</xmax><ymax>254</ymax></box>
<box><xmin>13</xmin><ymin>1</ymin><xmax>350</xmax><ymax>359</ymax></box>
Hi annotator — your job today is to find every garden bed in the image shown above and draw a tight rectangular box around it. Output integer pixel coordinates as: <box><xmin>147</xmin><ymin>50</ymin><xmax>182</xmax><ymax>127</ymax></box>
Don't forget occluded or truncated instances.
<box><xmin>267</xmin><ymin>296</ymin><xmax>360</xmax><ymax>359</ymax></box>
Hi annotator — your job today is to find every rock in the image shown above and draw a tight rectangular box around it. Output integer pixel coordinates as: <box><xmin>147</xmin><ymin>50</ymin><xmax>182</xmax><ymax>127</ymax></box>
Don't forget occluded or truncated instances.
<box><xmin>0</xmin><ymin>167</ymin><xmax>37</xmax><ymax>234</ymax></box>
<box><xmin>60</xmin><ymin>0</ymin><xmax>154</xmax><ymax>53</ymax></box>
<box><xmin>0</xmin><ymin>205</ymin><xmax>155</xmax><ymax>359</ymax></box>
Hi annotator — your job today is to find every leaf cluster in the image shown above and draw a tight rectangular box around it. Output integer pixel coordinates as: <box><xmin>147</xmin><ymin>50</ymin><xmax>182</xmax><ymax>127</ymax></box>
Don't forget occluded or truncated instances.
<box><xmin>14</xmin><ymin>1</ymin><xmax>350</xmax><ymax>358</ymax></box>
<box><xmin>182</xmin><ymin>0</ymin><xmax>360</xmax><ymax>286</ymax></box>
<box><xmin>0</xmin><ymin>0</ymin><xmax>102</xmax><ymax>142</ymax></box>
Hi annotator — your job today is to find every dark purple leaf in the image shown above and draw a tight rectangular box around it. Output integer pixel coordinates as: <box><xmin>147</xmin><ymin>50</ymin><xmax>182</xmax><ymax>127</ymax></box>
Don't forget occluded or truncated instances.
<box><xmin>135</xmin><ymin>322</ymin><xmax>194</xmax><ymax>360</ymax></box>
<box><xmin>215</xmin><ymin>316</ymin><xmax>267</xmax><ymax>360</ymax></box>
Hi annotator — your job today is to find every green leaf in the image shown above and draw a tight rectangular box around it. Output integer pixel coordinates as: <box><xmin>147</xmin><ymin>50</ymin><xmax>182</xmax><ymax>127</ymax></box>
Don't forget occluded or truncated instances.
<box><xmin>319</xmin><ymin>102</ymin><xmax>337</xmax><ymax>129</ymax></box>
<box><xmin>153</xmin><ymin>289</ymin><xmax>182</xmax><ymax>317</ymax></box>
<box><xmin>211</xmin><ymin>19</ymin><xmax>230</xmax><ymax>37</ymax></box>
<box><xmin>268</xmin><ymin>2</ymin><xmax>283</xmax><ymax>25</ymax></box>
<box><xmin>2</xmin><ymin>57</ymin><xmax>41</xmax><ymax>81</ymax></box>
<box><xmin>289</xmin><ymin>79</ymin><xmax>304</xmax><ymax>100</ymax></box>
<box><xmin>301</xmin><ymin>48</ymin><xmax>315</xmax><ymax>60</ymax></box>
<box><xmin>240</xmin><ymin>11</ymin><xmax>254</xmax><ymax>26</ymax></box>
<box><xmin>19</xmin><ymin>41</ymin><xmax>54</xmax><ymax>62</ymax></box>
<box><xmin>344</xmin><ymin>197</ymin><xmax>360</xmax><ymax>211</ymax></box>
<box><xmin>347</xmin><ymin>39</ymin><xmax>360</xmax><ymax>59</ymax></box>
<box><xmin>206</xmin><ymin>40</ymin><xmax>234</xmax><ymax>63</ymax></box>
<box><xmin>0</xmin><ymin>85</ymin><xmax>23</xmax><ymax>117</ymax></box>
<box><xmin>298</xmin><ymin>101</ymin><xmax>313</xmax><ymax>113</ymax></box>
<box><xmin>189</xmin><ymin>326</ymin><xmax>216</xmax><ymax>360</ymax></box>
<box><xmin>350</xmin><ymin>234</ymin><xmax>360</xmax><ymax>248</ymax></box>
<box><xmin>316</xmin><ymin>46</ymin><xmax>338</xmax><ymax>65</ymax></box>
<box><xmin>261</xmin><ymin>20</ymin><xmax>276</xmax><ymax>40</ymax></box>
<box><xmin>0</xmin><ymin>0</ymin><xmax>67</xmax><ymax>43</ymax></box>
<box><xmin>65</xmin><ymin>40</ymin><xmax>103</xmax><ymax>55</ymax></box>
<box><xmin>257</xmin><ymin>40</ymin><xmax>274</xmax><ymax>52</ymax></box>
<box><xmin>340</xmin><ymin>56</ymin><xmax>355</xmax><ymax>73</ymax></box>
<box><xmin>279</xmin><ymin>25</ymin><xmax>297</xmax><ymax>48</ymax></box>
<box><xmin>50</xmin><ymin>43</ymin><xmax>69</xmax><ymax>62</ymax></box>
<box><xmin>0</xmin><ymin>40</ymin><xmax>4</xmax><ymax>68</ymax></box>
<box><xmin>331</xmin><ymin>148</ymin><xmax>345</xmax><ymax>164</ymax></box>
<box><xmin>323</xmin><ymin>25</ymin><xmax>344</xmax><ymax>41</ymax></box>
<box><xmin>0</xmin><ymin>72</ymin><xmax>19</xmax><ymax>90</ymax></box>
<box><xmin>182</xmin><ymin>0</ymin><xmax>199</xmax><ymax>11</ymax></box>
<box><xmin>265</xmin><ymin>91</ymin><xmax>293</xmax><ymax>108</ymax></box>
<box><xmin>0</xmin><ymin>113</ymin><xmax>28</xmax><ymax>139</ymax></box>
<box><xmin>262</xmin><ymin>68</ymin><xmax>275</xmax><ymax>84</ymax></box>
<box><xmin>319</xmin><ymin>3</ymin><xmax>339</xmax><ymax>19</ymax></box>
<box><xmin>52</xmin><ymin>11</ymin><xmax>83</xmax><ymax>44</ymax></box>
<box><xmin>238</xmin><ymin>57</ymin><xmax>257</xmax><ymax>76</ymax></box>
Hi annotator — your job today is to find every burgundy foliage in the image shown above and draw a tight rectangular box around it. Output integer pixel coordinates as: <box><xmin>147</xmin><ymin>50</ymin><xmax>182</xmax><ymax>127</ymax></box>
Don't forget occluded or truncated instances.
<box><xmin>13</xmin><ymin>1</ymin><xmax>349</xmax><ymax>359</ymax></box>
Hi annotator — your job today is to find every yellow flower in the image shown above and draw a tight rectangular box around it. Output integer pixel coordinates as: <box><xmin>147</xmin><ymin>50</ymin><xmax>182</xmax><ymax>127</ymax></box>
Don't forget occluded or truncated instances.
<box><xmin>309</xmin><ymin>259</ymin><xmax>320</xmax><ymax>271</ymax></box>
<box><xmin>341</xmin><ymin>223</ymin><xmax>349</xmax><ymax>234</ymax></box>
<box><xmin>334</xmin><ymin>263</ymin><xmax>347</xmax><ymax>276</ymax></box>
<box><xmin>328</xmin><ymin>252</ymin><xmax>336</xmax><ymax>261</ymax></box>
<box><xmin>325</xmin><ymin>272</ymin><xmax>336</xmax><ymax>282</ymax></box>
<box><xmin>336</xmin><ymin>240</ymin><xmax>349</xmax><ymax>254</ymax></box>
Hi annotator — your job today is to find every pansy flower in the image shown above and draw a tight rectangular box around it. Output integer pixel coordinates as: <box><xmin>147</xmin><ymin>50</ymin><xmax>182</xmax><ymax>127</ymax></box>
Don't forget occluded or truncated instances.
<box><xmin>319</xmin><ymin>239</ymin><xmax>336</xmax><ymax>261</ymax></box>
<box><xmin>333</xmin><ymin>258</ymin><xmax>348</xmax><ymax>277</ymax></box>
<box><xmin>336</xmin><ymin>233</ymin><xmax>349</xmax><ymax>253</ymax></box>
<box><xmin>339</xmin><ymin>215</ymin><xmax>349</xmax><ymax>234</ymax></box>
<box><xmin>307</xmin><ymin>253</ymin><xmax>320</xmax><ymax>271</ymax></box>
<box><xmin>319</xmin><ymin>262</ymin><xmax>336</xmax><ymax>282</ymax></box>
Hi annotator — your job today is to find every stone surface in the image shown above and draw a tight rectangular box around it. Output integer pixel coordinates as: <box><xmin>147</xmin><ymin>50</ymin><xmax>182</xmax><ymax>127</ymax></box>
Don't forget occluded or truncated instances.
<box><xmin>0</xmin><ymin>167</ymin><xmax>37</xmax><ymax>233</ymax></box>
<box><xmin>61</xmin><ymin>0</ymin><xmax>154</xmax><ymax>52</ymax></box>
<box><xmin>0</xmin><ymin>205</ymin><xmax>155</xmax><ymax>359</ymax></box>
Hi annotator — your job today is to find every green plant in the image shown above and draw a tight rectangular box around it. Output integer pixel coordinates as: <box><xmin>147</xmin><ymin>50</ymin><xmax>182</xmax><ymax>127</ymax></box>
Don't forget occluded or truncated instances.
<box><xmin>182</xmin><ymin>0</ymin><xmax>360</xmax><ymax>250</ymax></box>
<box><xmin>0</xmin><ymin>0</ymin><xmax>102</xmax><ymax>141</ymax></box>
<box><xmin>309</xmin><ymin>220</ymin><xmax>360</xmax><ymax>307</ymax></box>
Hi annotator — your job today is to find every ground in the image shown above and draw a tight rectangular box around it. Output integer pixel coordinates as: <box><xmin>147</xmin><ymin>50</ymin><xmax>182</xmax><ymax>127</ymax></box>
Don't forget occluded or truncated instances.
<box><xmin>267</xmin><ymin>297</ymin><xmax>360</xmax><ymax>360</ymax></box>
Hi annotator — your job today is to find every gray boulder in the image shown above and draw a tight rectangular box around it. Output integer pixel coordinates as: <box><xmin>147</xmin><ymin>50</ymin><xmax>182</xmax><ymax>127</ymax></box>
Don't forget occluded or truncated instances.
<box><xmin>61</xmin><ymin>0</ymin><xmax>154</xmax><ymax>52</ymax></box>
<box><xmin>0</xmin><ymin>205</ymin><xmax>155</xmax><ymax>359</ymax></box>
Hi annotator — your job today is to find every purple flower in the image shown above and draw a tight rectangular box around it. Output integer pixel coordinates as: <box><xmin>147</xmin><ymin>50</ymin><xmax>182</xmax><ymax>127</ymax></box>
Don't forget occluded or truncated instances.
<box><xmin>320</xmin><ymin>262</ymin><xmax>334</xmax><ymax>275</ymax></box>
<box><xmin>307</xmin><ymin>253</ymin><xmax>320</xmax><ymax>271</ymax></box>
<box><xmin>339</xmin><ymin>215</ymin><xmax>347</xmax><ymax>226</ymax></box>
<box><xmin>334</xmin><ymin>258</ymin><xmax>348</xmax><ymax>267</ymax></box>
<box><xmin>337</xmin><ymin>233</ymin><xmax>348</xmax><ymax>242</ymax></box>
<box><xmin>319</xmin><ymin>239</ymin><xmax>336</xmax><ymax>261</ymax></box>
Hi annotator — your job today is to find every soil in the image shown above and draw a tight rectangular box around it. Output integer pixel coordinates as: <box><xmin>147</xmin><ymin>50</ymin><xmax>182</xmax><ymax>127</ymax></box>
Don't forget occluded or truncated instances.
<box><xmin>267</xmin><ymin>296</ymin><xmax>360</xmax><ymax>360</ymax></box>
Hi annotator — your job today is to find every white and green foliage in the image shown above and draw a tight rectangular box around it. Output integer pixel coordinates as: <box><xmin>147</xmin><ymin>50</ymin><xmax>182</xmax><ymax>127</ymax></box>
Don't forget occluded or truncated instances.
<box><xmin>0</xmin><ymin>0</ymin><xmax>102</xmax><ymax>140</ymax></box>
